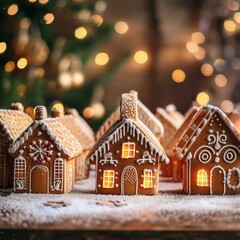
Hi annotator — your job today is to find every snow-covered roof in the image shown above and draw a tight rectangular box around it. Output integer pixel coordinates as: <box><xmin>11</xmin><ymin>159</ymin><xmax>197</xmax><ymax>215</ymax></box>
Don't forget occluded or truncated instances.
<box><xmin>172</xmin><ymin>105</ymin><xmax>240</xmax><ymax>160</ymax></box>
<box><xmin>88</xmin><ymin>118</ymin><xmax>169</xmax><ymax>164</ymax></box>
<box><xmin>10</xmin><ymin>118</ymin><xmax>82</xmax><ymax>159</ymax></box>
<box><xmin>56</xmin><ymin>113</ymin><xmax>95</xmax><ymax>150</ymax></box>
<box><xmin>0</xmin><ymin>110</ymin><xmax>32</xmax><ymax>142</ymax></box>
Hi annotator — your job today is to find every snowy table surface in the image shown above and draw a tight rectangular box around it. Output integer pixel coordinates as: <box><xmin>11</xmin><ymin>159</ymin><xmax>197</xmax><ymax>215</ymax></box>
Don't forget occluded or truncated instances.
<box><xmin>0</xmin><ymin>170</ymin><xmax>240</xmax><ymax>231</ymax></box>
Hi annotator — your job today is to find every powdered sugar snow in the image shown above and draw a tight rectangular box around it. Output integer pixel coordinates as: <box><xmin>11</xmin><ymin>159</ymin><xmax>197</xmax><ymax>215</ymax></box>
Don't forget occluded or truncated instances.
<box><xmin>0</xmin><ymin>171</ymin><xmax>240</xmax><ymax>230</ymax></box>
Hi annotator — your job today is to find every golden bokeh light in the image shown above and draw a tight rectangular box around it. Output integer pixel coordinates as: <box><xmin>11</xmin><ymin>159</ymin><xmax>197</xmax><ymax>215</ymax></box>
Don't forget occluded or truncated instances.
<box><xmin>234</xmin><ymin>12</ymin><xmax>240</xmax><ymax>23</ymax></box>
<box><xmin>91</xmin><ymin>15</ymin><xmax>103</xmax><ymax>26</ymax></box>
<box><xmin>74</xmin><ymin>27</ymin><xmax>87</xmax><ymax>39</ymax></box>
<box><xmin>221</xmin><ymin>100</ymin><xmax>234</xmax><ymax>113</ymax></box>
<box><xmin>134</xmin><ymin>50</ymin><xmax>148</xmax><ymax>64</ymax></box>
<box><xmin>224</xmin><ymin>20</ymin><xmax>236</xmax><ymax>32</ymax></box>
<box><xmin>191</xmin><ymin>32</ymin><xmax>205</xmax><ymax>44</ymax></box>
<box><xmin>196</xmin><ymin>92</ymin><xmax>210</xmax><ymax>106</ymax></box>
<box><xmin>95</xmin><ymin>52</ymin><xmax>109</xmax><ymax>66</ymax></box>
<box><xmin>17</xmin><ymin>58</ymin><xmax>28</xmax><ymax>69</ymax></box>
<box><xmin>201</xmin><ymin>63</ymin><xmax>214</xmax><ymax>77</ymax></box>
<box><xmin>5</xmin><ymin>61</ymin><xmax>15</xmax><ymax>72</ymax></box>
<box><xmin>72</xmin><ymin>71</ymin><xmax>84</xmax><ymax>87</ymax></box>
<box><xmin>39</xmin><ymin>0</ymin><xmax>49</xmax><ymax>4</ymax></box>
<box><xmin>172</xmin><ymin>69</ymin><xmax>186</xmax><ymax>83</ymax></box>
<box><xmin>29</xmin><ymin>0</ymin><xmax>37</xmax><ymax>2</ymax></box>
<box><xmin>0</xmin><ymin>42</ymin><xmax>7</xmax><ymax>54</ymax></box>
<box><xmin>186</xmin><ymin>41</ymin><xmax>199</xmax><ymax>54</ymax></box>
<box><xmin>7</xmin><ymin>4</ymin><xmax>18</xmax><ymax>16</ymax></box>
<box><xmin>215</xmin><ymin>74</ymin><xmax>227</xmax><ymax>88</ymax></box>
<box><xmin>44</xmin><ymin>13</ymin><xmax>54</xmax><ymax>24</ymax></box>
<box><xmin>95</xmin><ymin>1</ymin><xmax>107</xmax><ymax>13</ymax></box>
<box><xmin>194</xmin><ymin>47</ymin><xmax>206</xmax><ymax>60</ymax></box>
<box><xmin>58</xmin><ymin>72</ymin><xmax>72</xmax><ymax>89</ymax></box>
<box><xmin>52</xmin><ymin>102</ymin><xmax>64</xmax><ymax>111</ymax></box>
<box><xmin>83</xmin><ymin>107</ymin><xmax>95</xmax><ymax>119</ymax></box>
<box><xmin>114</xmin><ymin>21</ymin><xmax>129</xmax><ymax>34</ymax></box>
<box><xmin>91</xmin><ymin>102</ymin><xmax>105</xmax><ymax>119</ymax></box>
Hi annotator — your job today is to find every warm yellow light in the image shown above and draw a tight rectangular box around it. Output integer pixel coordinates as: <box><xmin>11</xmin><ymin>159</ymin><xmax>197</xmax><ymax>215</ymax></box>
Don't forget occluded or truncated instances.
<box><xmin>95</xmin><ymin>52</ymin><xmax>109</xmax><ymax>66</ymax></box>
<box><xmin>194</xmin><ymin>47</ymin><xmax>206</xmax><ymax>60</ymax></box>
<box><xmin>191</xmin><ymin>32</ymin><xmax>205</xmax><ymax>44</ymax></box>
<box><xmin>91</xmin><ymin>15</ymin><xmax>103</xmax><ymax>26</ymax></box>
<box><xmin>143</xmin><ymin>170</ymin><xmax>153</xmax><ymax>188</ymax></box>
<box><xmin>7</xmin><ymin>4</ymin><xmax>18</xmax><ymax>16</ymax></box>
<box><xmin>39</xmin><ymin>0</ymin><xmax>49</xmax><ymax>4</ymax></box>
<box><xmin>29</xmin><ymin>0</ymin><xmax>37</xmax><ymax>2</ymax></box>
<box><xmin>215</xmin><ymin>74</ymin><xmax>227</xmax><ymax>88</ymax></box>
<box><xmin>72</xmin><ymin>71</ymin><xmax>84</xmax><ymax>87</ymax></box>
<box><xmin>221</xmin><ymin>100</ymin><xmax>234</xmax><ymax>113</ymax></box>
<box><xmin>95</xmin><ymin>1</ymin><xmax>107</xmax><ymax>13</ymax></box>
<box><xmin>186</xmin><ymin>41</ymin><xmax>199</xmax><ymax>54</ymax></box>
<box><xmin>172</xmin><ymin>69</ymin><xmax>186</xmax><ymax>83</ymax></box>
<box><xmin>121</xmin><ymin>142</ymin><xmax>135</xmax><ymax>158</ymax></box>
<box><xmin>5</xmin><ymin>61</ymin><xmax>15</xmax><ymax>72</ymax></box>
<box><xmin>59</xmin><ymin>72</ymin><xmax>72</xmax><ymax>89</ymax></box>
<box><xmin>17</xmin><ymin>58</ymin><xmax>28</xmax><ymax>69</ymax></box>
<box><xmin>228</xmin><ymin>1</ymin><xmax>239</xmax><ymax>11</ymax></box>
<box><xmin>0</xmin><ymin>42</ymin><xmax>7</xmax><ymax>54</ymax></box>
<box><xmin>201</xmin><ymin>63</ymin><xmax>213</xmax><ymax>77</ymax></box>
<box><xmin>74</xmin><ymin>27</ymin><xmax>87</xmax><ymax>39</ymax></box>
<box><xmin>83</xmin><ymin>107</ymin><xmax>95</xmax><ymax>119</ymax></box>
<box><xmin>114</xmin><ymin>21</ymin><xmax>129</xmax><ymax>34</ymax></box>
<box><xmin>197</xmin><ymin>169</ymin><xmax>208</xmax><ymax>186</ymax></box>
<box><xmin>91</xmin><ymin>102</ymin><xmax>105</xmax><ymax>119</ymax></box>
<box><xmin>234</xmin><ymin>12</ymin><xmax>240</xmax><ymax>23</ymax></box>
<box><xmin>196</xmin><ymin>92</ymin><xmax>210</xmax><ymax>106</ymax></box>
<box><xmin>20</xmin><ymin>18</ymin><xmax>31</xmax><ymax>29</ymax></box>
<box><xmin>44</xmin><ymin>13</ymin><xmax>54</xmax><ymax>24</ymax></box>
<box><xmin>224</xmin><ymin>20</ymin><xmax>236</xmax><ymax>32</ymax></box>
<box><xmin>134</xmin><ymin>50</ymin><xmax>148</xmax><ymax>64</ymax></box>
<box><xmin>103</xmin><ymin>170</ymin><xmax>114</xmax><ymax>188</ymax></box>
<box><xmin>52</xmin><ymin>102</ymin><xmax>64</xmax><ymax>111</ymax></box>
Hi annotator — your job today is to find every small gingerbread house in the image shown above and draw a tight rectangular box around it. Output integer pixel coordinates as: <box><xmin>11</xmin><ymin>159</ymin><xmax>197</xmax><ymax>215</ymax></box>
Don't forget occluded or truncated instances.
<box><xmin>0</xmin><ymin>103</ymin><xmax>32</xmax><ymax>188</ymax></box>
<box><xmin>9</xmin><ymin>106</ymin><xmax>82</xmax><ymax>194</ymax></box>
<box><xmin>52</xmin><ymin>108</ymin><xmax>95</xmax><ymax>180</ymax></box>
<box><xmin>87</xmin><ymin>93</ymin><xmax>169</xmax><ymax>195</ymax></box>
<box><xmin>171</xmin><ymin>105</ymin><xmax>240</xmax><ymax>195</ymax></box>
<box><xmin>96</xmin><ymin>91</ymin><xmax>164</xmax><ymax>142</ymax></box>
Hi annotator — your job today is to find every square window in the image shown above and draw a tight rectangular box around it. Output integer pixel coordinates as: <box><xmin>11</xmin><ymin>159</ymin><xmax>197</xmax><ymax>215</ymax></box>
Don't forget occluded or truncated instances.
<box><xmin>103</xmin><ymin>170</ymin><xmax>115</xmax><ymax>188</ymax></box>
<box><xmin>122</xmin><ymin>142</ymin><xmax>135</xmax><ymax>159</ymax></box>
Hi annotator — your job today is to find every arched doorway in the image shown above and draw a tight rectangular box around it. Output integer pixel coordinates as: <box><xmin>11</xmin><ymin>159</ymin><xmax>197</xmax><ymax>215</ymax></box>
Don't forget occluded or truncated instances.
<box><xmin>210</xmin><ymin>166</ymin><xmax>226</xmax><ymax>195</ymax></box>
<box><xmin>121</xmin><ymin>166</ymin><xmax>138</xmax><ymax>195</ymax></box>
<box><xmin>30</xmin><ymin>166</ymin><xmax>49</xmax><ymax>193</ymax></box>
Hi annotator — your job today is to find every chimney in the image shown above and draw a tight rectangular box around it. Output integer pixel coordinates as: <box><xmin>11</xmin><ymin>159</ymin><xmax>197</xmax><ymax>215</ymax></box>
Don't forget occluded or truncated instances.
<box><xmin>129</xmin><ymin>90</ymin><xmax>138</xmax><ymax>99</ymax></box>
<box><xmin>35</xmin><ymin>106</ymin><xmax>47</xmax><ymax>120</ymax></box>
<box><xmin>11</xmin><ymin>102</ymin><xmax>24</xmax><ymax>112</ymax></box>
<box><xmin>51</xmin><ymin>108</ymin><xmax>64</xmax><ymax>118</ymax></box>
<box><xmin>120</xmin><ymin>93</ymin><xmax>138</xmax><ymax>121</ymax></box>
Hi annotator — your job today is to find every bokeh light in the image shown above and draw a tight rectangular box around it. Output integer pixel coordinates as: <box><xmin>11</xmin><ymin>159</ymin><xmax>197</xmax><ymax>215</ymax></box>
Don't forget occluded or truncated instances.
<box><xmin>221</xmin><ymin>100</ymin><xmax>234</xmax><ymax>112</ymax></box>
<box><xmin>17</xmin><ymin>58</ymin><xmax>28</xmax><ymax>69</ymax></box>
<box><xmin>7</xmin><ymin>4</ymin><xmax>18</xmax><ymax>16</ymax></box>
<box><xmin>201</xmin><ymin>63</ymin><xmax>214</xmax><ymax>77</ymax></box>
<box><xmin>186</xmin><ymin>41</ymin><xmax>199</xmax><ymax>53</ymax></box>
<box><xmin>214</xmin><ymin>74</ymin><xmax>227</xmax><ymax>88</ymax></box>
<box><xmin>83</xmin><ymin>107</ymin><xmax>95</xmax><ymax>119</ymax></box>
<box><xmin>172</xmin><ymin>69</ymin><xmax>186</xmax><ymax>83</ymax></box>
<box><xmin>134</xmin><ymin>51</ymin><xmax>148</xmax><ymax>64</ymax></box>
<box><xmin>224</xmin><ymin>20</ymin><xmax>236</xmax><ymax>32</ymax></box>
<box><xmin>5</xmin><ymin>61</ymin><xmax>15</xmax><ymax>72</ymax></box>
<box><xmin>114</xmin><ymin>21</ymin><xmax>129</xmax><ymax>34</ymax></box>
<box><xmin>191</xmin><ymin>32</ymin><xmax>205</xmax><ymax>44</ymax></box>
<box><xmin>95</xmin><ymin>52</ymin><xmax>109</xmax><ymax>66</ymax></box>
<box><xmin>0</xmin><ymin>42</ymin><xmax>7</xmax><ymax>54</ymax></box>
<box><xmin>44</xmin><ymin>13</ymin><xmax>54</xmax><ymax>24</ymax></box>
<box><xmin>75</xmin><ymin>27</ymin><xmax>87</xmax><ymax>39</ymax></box>
<box><xmin>196</xmin><ymin>92</ymin><xmax>210</xmax><ymax>105</ymax></box>
<box><xmin>52</xmin><ymin>102</ymin><xmax>64</xmax><ymax>111</ymax></box>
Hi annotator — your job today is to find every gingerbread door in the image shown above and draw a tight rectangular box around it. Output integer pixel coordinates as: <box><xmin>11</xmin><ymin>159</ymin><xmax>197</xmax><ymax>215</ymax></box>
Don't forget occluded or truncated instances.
<box><xmin>121</xmin><ymin>166</ymin><xmax>138</xmax><ymax>195</ymax></box>
<box><xmin>210</xmin><ymin>166</ymin><xmax>226</xmax><ymax>195</ymax></box>
<box><xmin>30</xmin><ymin>166</ymin><xmax>49</xmax><ymax>193</ymax></box>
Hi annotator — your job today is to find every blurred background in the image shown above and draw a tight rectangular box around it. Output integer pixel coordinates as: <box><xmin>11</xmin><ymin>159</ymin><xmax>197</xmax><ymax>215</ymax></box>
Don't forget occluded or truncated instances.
<box><xmin>0</xmin><ymin>0</ymin><xmax>240</xmax><ymax>130</ymax></box>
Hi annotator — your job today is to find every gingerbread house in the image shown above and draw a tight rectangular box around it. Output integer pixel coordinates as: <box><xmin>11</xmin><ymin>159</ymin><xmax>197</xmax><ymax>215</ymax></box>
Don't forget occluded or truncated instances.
<box><xmin>52</xmin><ymin>108</ymin><xmax>95</xmax><ymax>180</ymax></box>
<box><xmin>96</xmin><ymin>91</ymin><xmax>164</xmax><ymax>142</ymax></box>
<box><xmin>228</xmin><ymin>110</ymin><xmax>240</xmax><ymax>131</ymax></box>
<box><xmin>9</xmin><ymin>106</ymin><xmax>82</xmax><ymax>194</ymax></box>
<box><xmin>170</xmin><ymin>105</ymin><xmax>240</xmax><ymax>195</ymax></box>
<box><xmin>0</xmin><ymin>103</ymin><xmax>32</xmax><ymax>188</ymax></box>
<box><xmin>87</xmin><ymin>93</ymin><xmax>169</xmax><ymax>195</ymax></box>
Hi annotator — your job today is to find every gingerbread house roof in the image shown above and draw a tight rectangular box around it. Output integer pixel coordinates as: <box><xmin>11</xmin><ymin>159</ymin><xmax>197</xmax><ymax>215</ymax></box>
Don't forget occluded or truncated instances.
<box><xmin>56</xmin><ymin>114</ymin><xmax>95</xmax><ymax>150</ymax></box>
<box><xmin>227</xmin><ymin>110</ymin><xmax>240</xmax><ymax>131</ymax></box>
<box><xmin>88</xmin><ymin>94</ymin><xmax>169</xmax><ymax>164</ymax></box>
<box><xmin>95</xmin><ymin>100</ymin><xmax>164</xmax><ymax>140</ymax></box>
<box><xmin>172</xmin><ymin>105</ymin><xmax>240</xmax><ymax>161</ymax></box>
<box><xmin>10</xmin><ymin>118</ymin><xmax>82</xmax><ymax>159</ymax></box>
<box><xmin>0</xmin><ymin>110</ymin><xmax>32</xmax><ymax>142</ymax></box>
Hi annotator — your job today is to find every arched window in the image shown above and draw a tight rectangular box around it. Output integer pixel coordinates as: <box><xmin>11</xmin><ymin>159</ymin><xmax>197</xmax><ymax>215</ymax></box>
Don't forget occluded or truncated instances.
<box><xmin>197</xmin><ymin>169</ymin><xmax>208</xmax><ymax>186</ymax></box>
<box><xmin>54</xmin><ymin>158</ymin><xmax>64</xmax><ymax>191</ymax></box>
<box><xmin>14</xmin><ymin>156</ymin><xmax>26</xmax><ymax>190</ymax></box>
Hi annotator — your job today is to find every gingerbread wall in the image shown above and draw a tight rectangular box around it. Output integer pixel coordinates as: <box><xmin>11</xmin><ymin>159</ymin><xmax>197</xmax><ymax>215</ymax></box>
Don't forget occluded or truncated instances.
<box><xmin>95</xmin><ymin>133</ymin><xmax>160</xmax><ymax>195</ymax></box>
<box><xmin>182</xmin><ymin>111</ymin><xmax>240</xmax><ymax>195</ymax></box>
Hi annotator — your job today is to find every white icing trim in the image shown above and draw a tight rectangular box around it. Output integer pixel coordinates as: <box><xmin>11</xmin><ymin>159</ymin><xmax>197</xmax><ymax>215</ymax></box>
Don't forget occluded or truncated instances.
<box><xmin>210</xmin><ymin>165</ymin><xmax>226</xmax><ymax>195</ymax></box>
<box><xmin>99</xmin><ymin>152</ymin><xmax>118</xmax><ymax>167</ymax></box>
<box><xmin>121</xmin><ymin>166</ymin><xmax>138</xmax><ymax>195</ymax></box>
<box><xmin>14</xmin><ymin>155</ymin><xmax>26</xmax><ymax>191</ymax></box>
<box><xmin>193</xmin><ymin>145</ymin><xmax>215</xmax><ymax>164</ymax></box>
<box><xmin>69</xmin><ymin>164</ymin><xmax>73</xmax><ymax>192</ymax></box>
<box><xmin>226</xmin><ymin>167</ymin><xmax>240</xmax><ymax>190</ymax></box>
<box><xmin>29</xmin><ymin>165</ymin><xmax>49</xmax><ymax>193</ymax></box>
<box><xmin>54</xmin><ymin>158</ymin><xmax>64</xmax><ymax>191</ymax></box>
<box><xmin>219</xmin><ymin>145</ymin><xmax>240</xmax><ymax>164</ymax></box>
<box><xmin>136</xmin><ymin>151</ymin><xmax>156</xmax><ymax>165</ymax></box>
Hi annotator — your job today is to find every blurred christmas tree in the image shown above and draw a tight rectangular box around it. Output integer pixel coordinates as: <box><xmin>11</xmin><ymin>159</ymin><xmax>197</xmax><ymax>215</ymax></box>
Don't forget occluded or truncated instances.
<box><xmin>0</xmin><ymin>0</ymin><xmax>129</xmax><ymax>129</ymax></box>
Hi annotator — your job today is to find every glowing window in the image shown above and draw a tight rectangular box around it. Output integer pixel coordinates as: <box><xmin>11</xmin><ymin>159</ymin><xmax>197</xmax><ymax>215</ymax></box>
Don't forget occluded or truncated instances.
<box><xmin>122</xmin><ymin>142</ymin><xmax>135</xmax><ymax>158</ymax></box>
<box><xmin>103</xmin><ymin>170</ymin><xmax>115</xmax><ymax>188</ymax></box>
<box><xmin>197</xmin><ymin>169</ymin><xmax>208</xmax><ymax>186</ymax></box>
<box><xmin>143</xmin><ymin>169</ymin><xmax>153</xmax><ymax>188</ymax></box>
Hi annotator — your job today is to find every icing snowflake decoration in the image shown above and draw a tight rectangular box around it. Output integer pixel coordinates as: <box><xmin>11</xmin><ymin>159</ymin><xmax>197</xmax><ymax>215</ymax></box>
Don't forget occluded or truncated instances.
<box><xmin>29</xmin><ymin>139</ymin><xmax>54</xmax><ymax>164</ymax></box>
